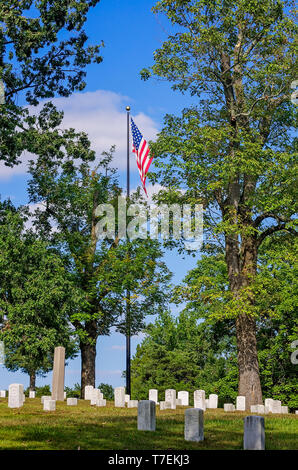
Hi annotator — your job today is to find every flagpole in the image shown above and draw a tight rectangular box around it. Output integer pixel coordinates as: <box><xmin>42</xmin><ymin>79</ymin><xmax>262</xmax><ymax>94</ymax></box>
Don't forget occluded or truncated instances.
<box><xmin>125</xmin><ymin>105</ymin><xmax>131</xmax><ymax>397</ymax></box>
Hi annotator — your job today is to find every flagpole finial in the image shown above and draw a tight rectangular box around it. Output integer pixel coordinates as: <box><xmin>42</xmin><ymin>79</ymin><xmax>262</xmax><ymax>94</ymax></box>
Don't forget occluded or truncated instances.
<box><xmin>126</xmin><ymin>106</ymin><xmax>130</xmax><ymax>111</ymax></box>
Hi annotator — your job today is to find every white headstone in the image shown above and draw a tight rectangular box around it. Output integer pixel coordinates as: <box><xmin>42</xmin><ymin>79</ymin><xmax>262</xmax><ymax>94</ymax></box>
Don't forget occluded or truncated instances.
<box><xmin>281</xmin><ymin>406</ymin><xmax>288</xmax><ymax>414</ymax></box>
<box><xmin>165</xmin><ymin>389</ymin><xmax>176</xmax><ymax>409</ymax></box>
<box><xmin>127</xmin><ymin>400</ymin><xmax>138</xmax><ymax>408</ymax></box>
<box><xmin>149</xmin><ymin>389</ymin><xmax>158</xmax><ymax>404</ymax></box>
<box><xmin>236</xmin><ymin>396</ymin><xmax>246</xmax><ymax>411</ymax></box>
<box><xmin>194</xmin><ymin>390</ymin><xmax>206</xmax><ymax>411</ymax></box>
<box><xmin>114</xmin><ymin>387</ymin><xmax>125</xmax><ymax>407</ymax></box>
<box><xmin>272</xmin><ymin>400</ymin><xmax>282</xmax><ymax>414</ymax></box>
<box><xmin>224</xmin><ymin>403</ymin><xmax>235</xmax><ymax>412</ymax></box>
<box><xmin>84</xmin><ymin>385</ymin><xmax>94</xmax><ymax>400</ymax></box>
<box><xmin>159</xmin><ymin>401</ymin><xmax>171</xmax><ymax>410</ymax></box>
<box><xmin>257</xmin><ymin>405</ymin><xmax>265</xmax><ymax>414</ymax></box>
<box><xmin>8</xmin><ymin>384</ymin><xmax>23</xmax><ymax>408</ymax></box>
<box><xmin>29</xmin><ymin>391</ymin><xmax>35</xmax><ymax>399</ymax></box>
<box><xmin>264</xmin><ymin>398</ymin><xmax>274</xmax><ymax>412</ymax></box>
<box><xmin>205</xmin><ymin>399</ymin><xmax>209</xmax><ymax>408</ymax></box>
<box><xmin>90</xmin><ymin>388</ymin><xmax>103</xmax><ymax>405</ymax></box>
<box><xmin>178</xmin><ymin>391</ymin><xmax>189</xmax><ymax>406</ymax></box>
<box><xmin>208</xmin><ymin>394</ymin><xmax>218</xmax><ymax>409</ymax></box>
<box><xmin>43</xmin><ymin>399</ymin><xmax>56</xmax><ymax>411</ymax></box>
<box><xmin>41</xmin><ymin>395</ymin><xmax>51</xmax><ymax>404</ymax></box>
<box><xmin>96</xmin><ymin>399</ymin><xmax>106</xmax><ymax>407</ymax></box>
<box><xmin>0</xmin><ymin>390</ymin><xmax>6</xmax><ymax>398</ymax></box>
<box><xmin>64</xmin><ymin>392</ymin><xmax>66</xmax><ymax>400</ymax></box>
<box><xmin>125</xmin><ymin>394</ymin><xmax>130</xmax><ymax>403</ymax></box>
<box><xmin>67</xmin><ymin>398</ymin><xmax>78</xmax><ymax>406</ymax></box>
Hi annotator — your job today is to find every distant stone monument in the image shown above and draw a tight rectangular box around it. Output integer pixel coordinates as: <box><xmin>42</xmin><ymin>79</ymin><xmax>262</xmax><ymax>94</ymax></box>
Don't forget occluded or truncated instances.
<box><xmin>51</xmin><ymin>346</ymin><xmax>65</xmax><ymax>401</ymax></box>
<box><xmin>0</xmin><ymin>390</ymin><xmax>6</xmax><ymax>398</ymax></box>
<box><xmin>29</xmin><ymin>391</ymin><xmax>35</xmax><ymax>399</ymax></box>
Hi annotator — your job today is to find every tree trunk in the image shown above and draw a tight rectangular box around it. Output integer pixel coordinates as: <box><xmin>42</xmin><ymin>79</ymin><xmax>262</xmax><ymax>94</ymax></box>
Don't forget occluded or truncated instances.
<box><xmin>29</xmin><ymin>371</ymin><xmax>36</xmax><ymax>391</ymax></box>
<box><xmin>236</xmin><ymin>313</ymin><xmax>262</xmax><ymax>409</ymax></box>
<box><xmin>226</xmin><ymin>234</ymin><xmax>263</xmax><ymax>409</ymax></box>
<box><xmin>80</xmin><ymin>340</ymin><xmax>97</xmax><ymax>398</ymax></box>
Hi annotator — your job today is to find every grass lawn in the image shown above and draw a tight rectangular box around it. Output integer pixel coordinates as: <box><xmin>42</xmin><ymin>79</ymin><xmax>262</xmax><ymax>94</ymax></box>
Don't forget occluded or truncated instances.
<box><xmin>0</xmin><ymin>398</ymin><xmax>297</xmax><ymax>450</ymax></box>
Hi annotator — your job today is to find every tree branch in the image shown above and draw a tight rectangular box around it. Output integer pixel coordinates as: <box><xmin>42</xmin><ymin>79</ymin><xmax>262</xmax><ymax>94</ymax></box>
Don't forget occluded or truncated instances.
<box><xmin>257</xmin><ymin>223</ymin><xmax>296</xmax><ymax>246</ymax></box>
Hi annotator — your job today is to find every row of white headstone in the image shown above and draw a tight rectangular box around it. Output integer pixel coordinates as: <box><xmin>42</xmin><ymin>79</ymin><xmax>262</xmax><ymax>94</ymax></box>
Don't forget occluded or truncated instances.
<box><xmin>2</xmin><ymin>384</ymin><xmax>69</xmax><ymax>409</ymax></box>
<box><xmin>84</xmin><ymin>385</ymin><xmax>106</xmax><ymax>406</ymax></box>
<box><xmin>224</xmin><ymin>397</ymin><xmax>289</xmax><ymax>414</ymax></box>
<box><xmin>146</xmin><ymin>389</ymin><xmax>218</xmax><ymax>410</ymax></box>
<box><xmin>2</xmin><ymin>385</ymin><xmax>295</xmax><ymax>415</ymax></box>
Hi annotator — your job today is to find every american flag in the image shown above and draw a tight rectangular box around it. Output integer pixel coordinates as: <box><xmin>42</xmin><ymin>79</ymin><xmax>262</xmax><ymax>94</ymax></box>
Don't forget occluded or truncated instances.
<box><xmin>131</xmin><ymin>118</ymin><xmax>153</xmax><ymax>196</ymax></box>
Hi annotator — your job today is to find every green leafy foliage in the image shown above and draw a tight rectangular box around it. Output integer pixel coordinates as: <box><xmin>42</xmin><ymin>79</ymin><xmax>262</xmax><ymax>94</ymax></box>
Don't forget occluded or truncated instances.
<box><xmin>0</xmin><ymin>204</ymin><xmax>79</xmax><ymax>381</ymax></box>
<box><xmin>131</xmin><ymin>310</ymin><xmax>237</xmax><ymax>403</ymax></box>
<box><xmin>97</xmin><ymin>383</ymin><xmax>114</xmax><ymax>400</ymax></box>
<box><xmin>0</xmin><ymin>0</ymin><xmax>102</xmax><ymax>165</ymax></box>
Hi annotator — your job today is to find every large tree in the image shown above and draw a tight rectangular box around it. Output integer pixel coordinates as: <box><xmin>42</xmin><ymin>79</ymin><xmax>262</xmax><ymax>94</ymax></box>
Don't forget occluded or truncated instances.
<box><xmin>0</xmin><ymin>204</ymin><xmax>78</xmax><ymax>390</ymax></box>
<box><xmin>0</xmin><ymin>0</ymin><xmax>102</xmax><ymax>166</ymax></box>
<box><xmin>174</xmin><ymin>233</ymin><xmax>298</xmax><ymax>408</ymax></box>
<box><xmin>141</xmin><ymin>0</ymin><xmax>297</xmax><ymax>407</ymax></box>
<box><xmin>28</xmin><ymin>147</ymin><xmax>171</xmax><ymax>395</ymax></box>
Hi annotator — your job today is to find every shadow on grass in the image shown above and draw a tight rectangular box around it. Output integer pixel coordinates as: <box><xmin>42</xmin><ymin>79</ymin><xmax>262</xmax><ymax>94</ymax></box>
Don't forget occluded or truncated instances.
<box><xmin>0</xmin><ymin>402</ymin><xmax>297</xmax><ymax>450</ymax></box>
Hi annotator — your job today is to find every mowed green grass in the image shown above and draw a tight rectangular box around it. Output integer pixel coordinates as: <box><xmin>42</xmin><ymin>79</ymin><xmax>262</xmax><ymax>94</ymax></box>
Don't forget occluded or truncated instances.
<box><xmin>0</xmin><ymin>398</ymin><xmax>297</xmax><ymax>450</ymax></box>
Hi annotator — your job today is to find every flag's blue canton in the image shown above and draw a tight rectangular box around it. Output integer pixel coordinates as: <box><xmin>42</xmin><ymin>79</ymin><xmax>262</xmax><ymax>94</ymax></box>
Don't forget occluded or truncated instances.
<box><xmin>131</xmin><ymin>119</ymin><xmax>143</xmax><ymax>150</ymax></box>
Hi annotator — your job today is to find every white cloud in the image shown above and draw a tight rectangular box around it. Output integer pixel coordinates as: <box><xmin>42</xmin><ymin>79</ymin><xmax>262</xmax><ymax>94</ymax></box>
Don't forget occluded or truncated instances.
<box><xmin>0</xmin><ymin>151</ymin><xmax>34</xmax><ymax>181</ymax></box>
<box><xmin>23</xmin><ymin>201</ymin><xmax>59</xmax><ymax>234</ymax></box>
<box><xmin>0</xmin><ymin>90</ymin><xmax>159</xmax><ymax>180</ymax></box>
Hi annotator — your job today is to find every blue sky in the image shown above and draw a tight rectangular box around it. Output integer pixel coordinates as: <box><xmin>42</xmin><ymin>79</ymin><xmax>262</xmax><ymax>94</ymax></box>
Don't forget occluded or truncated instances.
<box><xmin>0</xmin><ymin>0</ymin><xmax>200</xmax><ymax>390</ymax></box>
